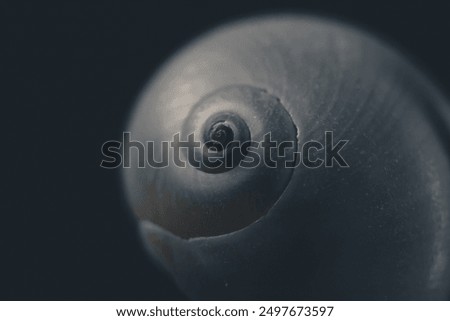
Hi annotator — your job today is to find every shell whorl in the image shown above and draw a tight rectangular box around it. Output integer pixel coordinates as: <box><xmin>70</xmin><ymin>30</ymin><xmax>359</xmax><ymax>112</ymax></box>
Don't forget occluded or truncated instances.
<box><xmin>123</xmin><ymin>15</ymin><xmax>450</xmax><ymax>299</ymax></box>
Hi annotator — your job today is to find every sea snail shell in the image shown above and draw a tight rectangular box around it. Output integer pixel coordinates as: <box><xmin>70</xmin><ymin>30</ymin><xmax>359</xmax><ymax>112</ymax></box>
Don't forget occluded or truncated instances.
<box><xmin>123</xmin><ymin>15</ymin><xmax>450</xmax><ymax>299</ymax></box>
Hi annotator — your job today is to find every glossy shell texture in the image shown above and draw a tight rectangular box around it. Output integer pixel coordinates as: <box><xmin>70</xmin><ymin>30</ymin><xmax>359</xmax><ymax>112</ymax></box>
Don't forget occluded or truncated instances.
<box><xmin>123</xmin><ymin>15</ymin><xmax>450</xmax><ymax>299</ymax></box>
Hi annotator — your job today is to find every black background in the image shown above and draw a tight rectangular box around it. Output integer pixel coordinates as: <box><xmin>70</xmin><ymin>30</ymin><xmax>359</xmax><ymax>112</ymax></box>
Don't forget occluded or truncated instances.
<box><xmin>4</xmin><ymin>0</ymin><xmax>450</xmax><ymax>300</ymax></box>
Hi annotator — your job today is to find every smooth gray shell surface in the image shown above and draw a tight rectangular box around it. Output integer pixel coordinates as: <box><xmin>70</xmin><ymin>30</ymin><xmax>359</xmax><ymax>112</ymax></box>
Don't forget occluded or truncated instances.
<box><xmin>123</xmin><ymin>15</ymin><xmax>450</xmax><ymax>299</ymax></box>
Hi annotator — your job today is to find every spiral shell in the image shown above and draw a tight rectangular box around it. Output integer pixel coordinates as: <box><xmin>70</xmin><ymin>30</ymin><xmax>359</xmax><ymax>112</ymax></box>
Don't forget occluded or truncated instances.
<box><xmin>123</xmin><ymin>15</ymin><xmax>450</xmax><ymax>299</ymax></box>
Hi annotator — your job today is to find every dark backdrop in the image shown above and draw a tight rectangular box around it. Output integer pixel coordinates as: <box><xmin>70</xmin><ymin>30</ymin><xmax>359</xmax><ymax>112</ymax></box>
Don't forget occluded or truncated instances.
<box><xmin>3</xmin><ymin>0</ymin><xmax>450</xmax><ymax>300</ymax></box>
